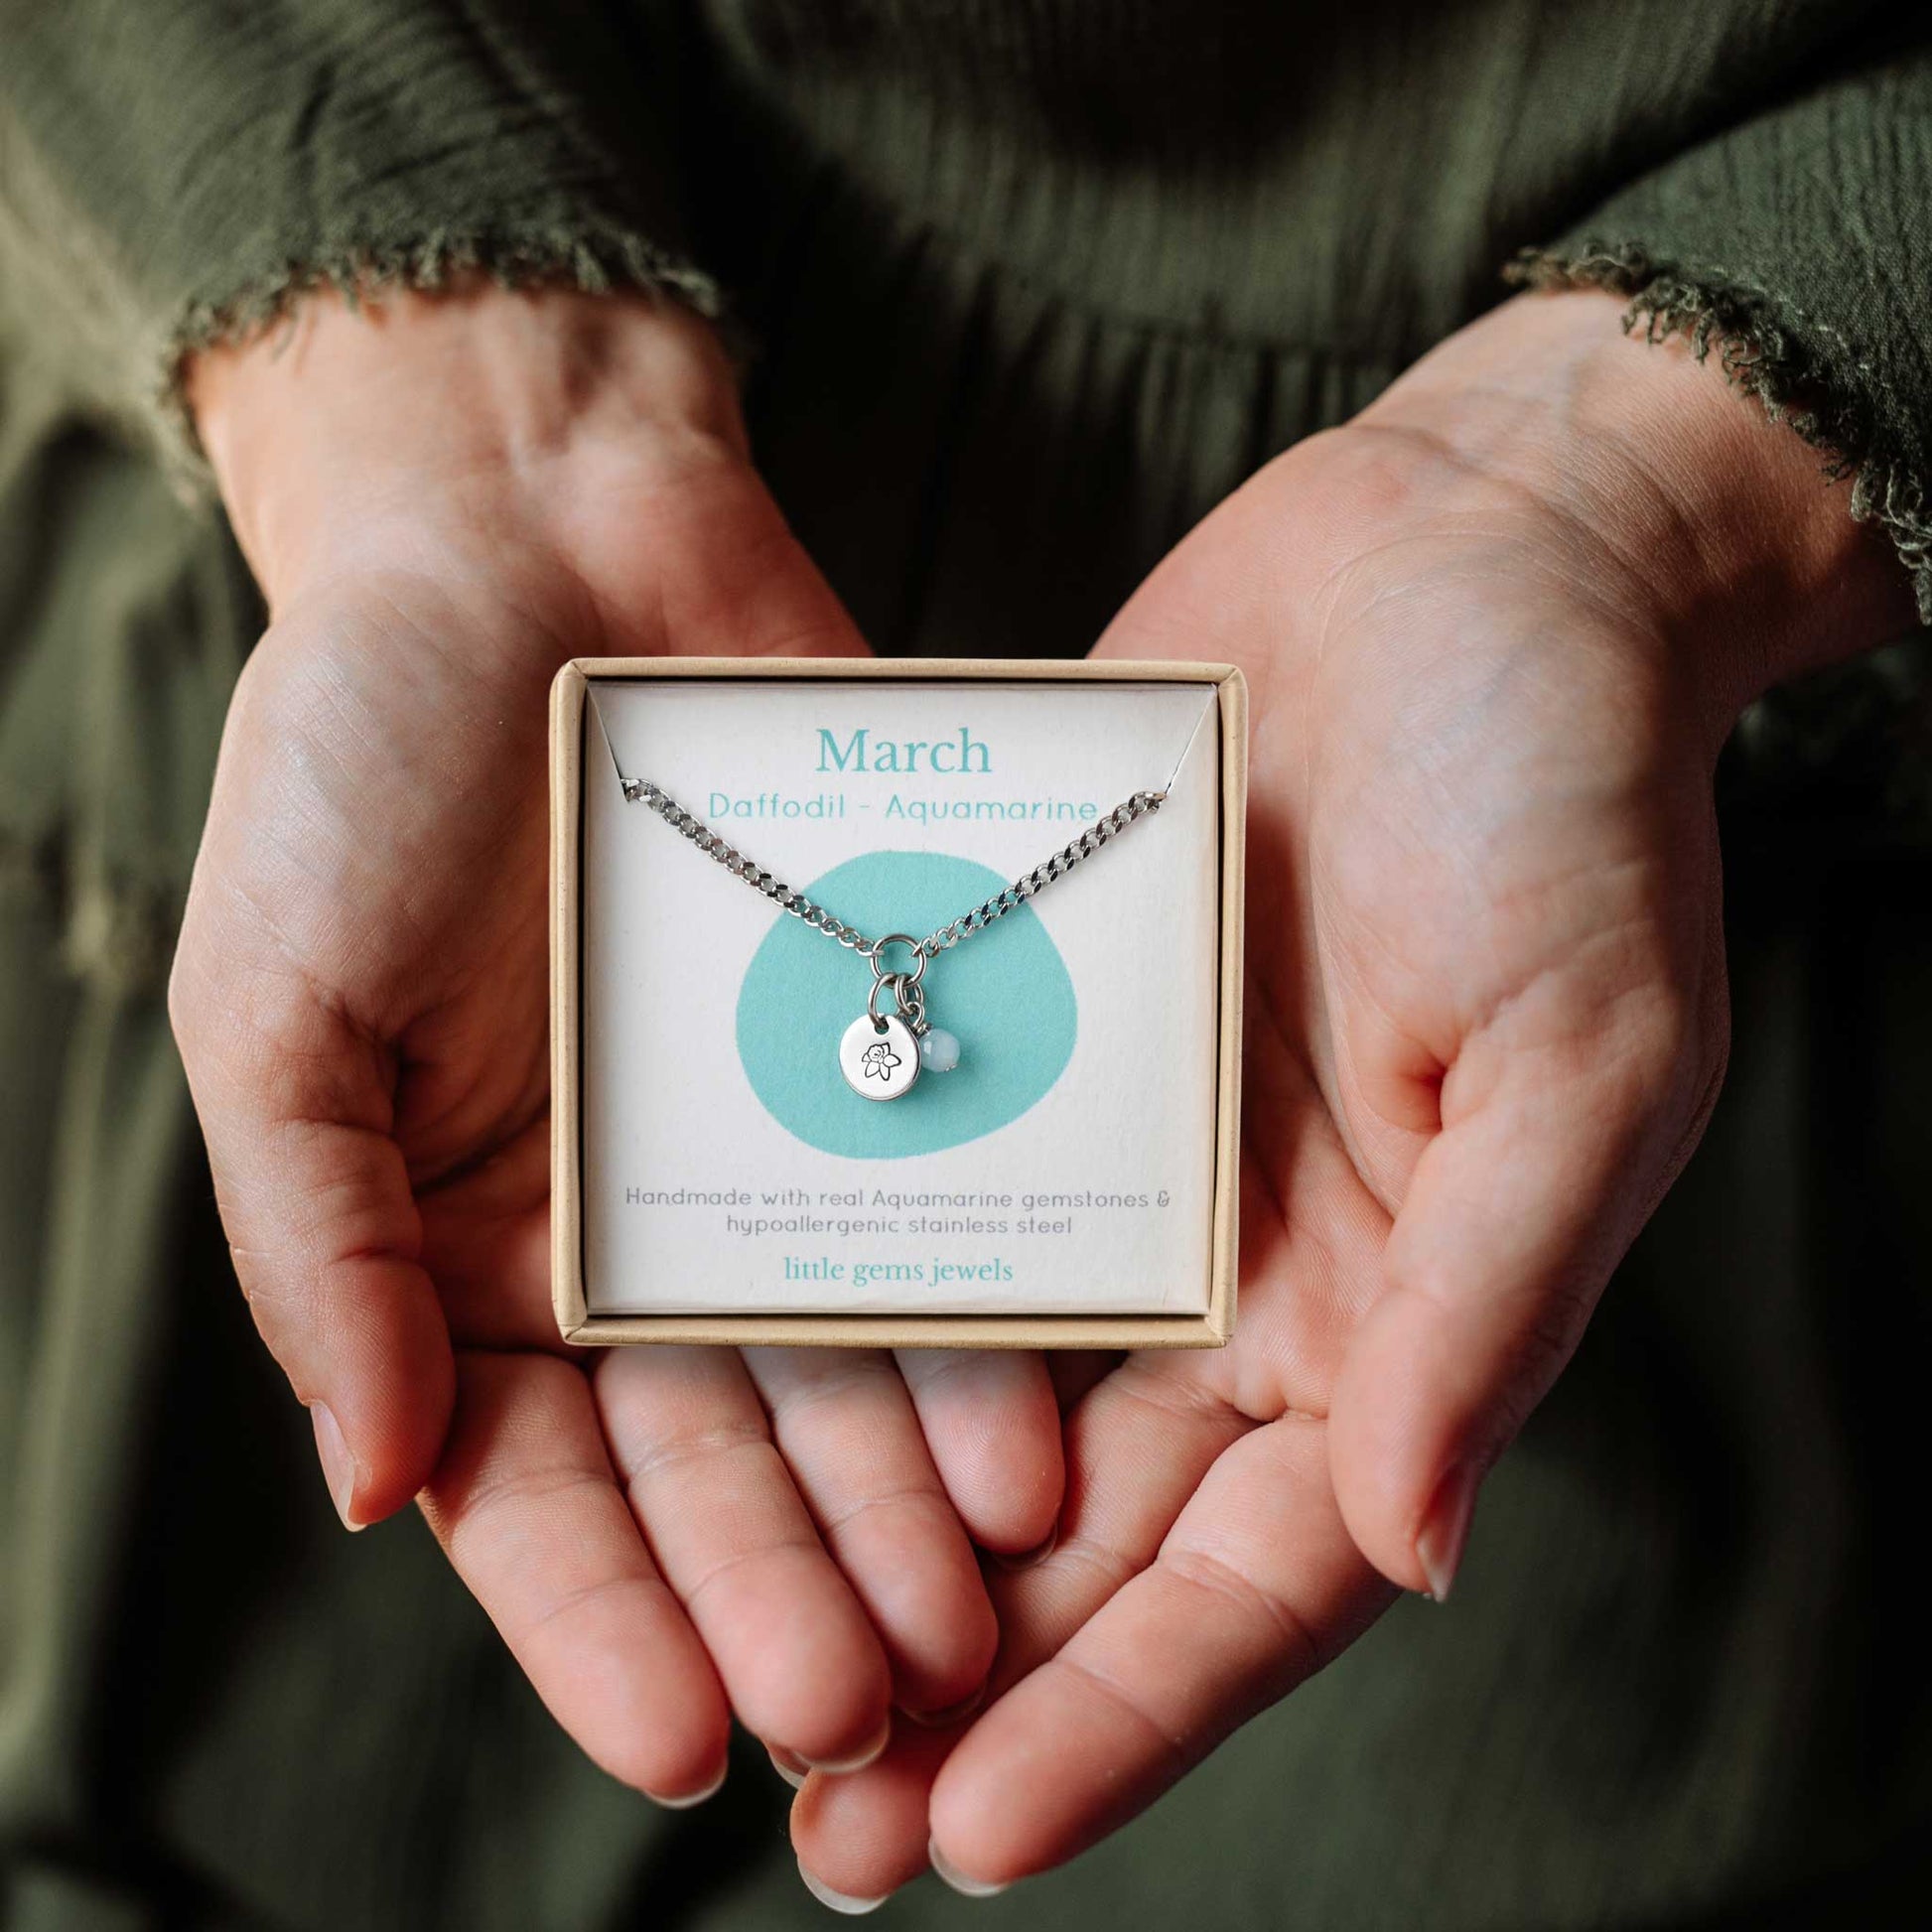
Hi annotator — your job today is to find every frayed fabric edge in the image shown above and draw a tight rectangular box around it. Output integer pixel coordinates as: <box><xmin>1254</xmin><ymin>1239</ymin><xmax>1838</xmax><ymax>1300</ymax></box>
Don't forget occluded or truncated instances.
<box><xmin>155</xmin><ymin>222</ymin><xmax>733</xmax><ymax>490</ymax></box>
<box><xmin>1507</xmin><ymin>242</ymin><xmax>1932</xmax><ymax>627</ymax></box>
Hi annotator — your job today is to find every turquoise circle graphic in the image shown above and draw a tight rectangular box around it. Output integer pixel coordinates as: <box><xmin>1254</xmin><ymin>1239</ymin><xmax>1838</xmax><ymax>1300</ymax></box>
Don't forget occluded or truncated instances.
<box><xmin>737</xmin><ymin>851</ymin><xmax>1076</xmax><ymax>1158</ymax></box>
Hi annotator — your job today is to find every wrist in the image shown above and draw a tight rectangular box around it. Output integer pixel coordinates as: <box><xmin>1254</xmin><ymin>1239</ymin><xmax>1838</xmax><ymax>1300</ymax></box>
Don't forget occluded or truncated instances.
<box><xmin>1353</xmin><ymin>290</ymin><xmax>1916</xmax><ymax>744</ymax></box>
<box><xmin>188</xmin><ymin>279</ymin><xmax>748</xmax><ymax>612</ymax></box>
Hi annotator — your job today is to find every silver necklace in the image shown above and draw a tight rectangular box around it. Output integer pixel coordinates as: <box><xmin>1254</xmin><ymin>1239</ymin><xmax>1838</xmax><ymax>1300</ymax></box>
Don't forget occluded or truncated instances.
<box><xmin>618</xmin><ymin>774</ymin><xmax>1168</xmax><ymax>1101</ymax></box>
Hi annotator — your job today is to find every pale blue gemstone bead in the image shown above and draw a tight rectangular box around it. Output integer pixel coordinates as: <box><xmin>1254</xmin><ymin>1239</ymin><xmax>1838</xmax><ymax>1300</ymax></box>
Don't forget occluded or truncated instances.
<box><xmin>918</xmin><ymin>1027</ymin><xmax>961</xmax><ymax>1072</ymax></box>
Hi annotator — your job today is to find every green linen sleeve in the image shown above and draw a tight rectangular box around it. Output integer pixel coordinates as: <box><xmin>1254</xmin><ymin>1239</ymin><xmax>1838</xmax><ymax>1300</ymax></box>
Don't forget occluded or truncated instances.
<box><xmin>0</xmin><ymin>0</ymin><xmax>721</xmax><ymax>458</ymax></box>
<box><xmin>1508</xmin><ymin>42</ymin><xmax>1932</xmax><ymax>624</ymax></box>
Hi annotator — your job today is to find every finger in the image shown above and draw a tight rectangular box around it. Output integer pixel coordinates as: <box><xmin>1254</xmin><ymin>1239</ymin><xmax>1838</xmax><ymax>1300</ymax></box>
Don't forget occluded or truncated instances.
<box><xmin>169</xmin><ymin>944</ymin><xmax>453</xmax><ymax>1526</ymax></box>
<box><xmin>596</xmin><ymin>1345</ymin><xmax>895</xmax><ymax>1768</ymax></box>
<box><xmin>745</xmin><ymin>1349</ymin><xmax>999</xmax><ymax>1719</ymax></box>
<box><xmin>791</xmin><ymin>1724</ymin><xmax>959</xmax><ymax>1907</ymax></box>
<box><xmin>928</xmin><ymin>1417</ymin><xmax>1388</xmax><ymax>1886</ymax></box>
<box><xmin>787</xmin><ymin>1356</ymin><xmax>1251</xmax><ymax>1901</ymax></box>
<box><xmin>418</xmin><ymin>1350</ymin><xmax>730</xmax><ymax>1802</ymax></box>
<box><xmin>892</xmin><ymin>1349</ymin><xmax>1065</xmax><ymax>1555</ymax></box>
<box><xmin>1328</xmin><ymin>980</ymin><xmax>1717</xmax><ymax>1600</ymax></box>
<box><xmin>989</xmin><ymin>1361</ymin><xmax>1257</xmax><ymax>1662</ymax></box>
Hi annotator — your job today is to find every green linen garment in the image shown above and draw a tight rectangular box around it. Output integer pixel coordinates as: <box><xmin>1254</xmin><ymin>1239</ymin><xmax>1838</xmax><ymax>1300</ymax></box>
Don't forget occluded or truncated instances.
<box><xmin>3</xmin><ymin>3</ymin><xmax>1931</xmax><ymax>1927</ymax></box>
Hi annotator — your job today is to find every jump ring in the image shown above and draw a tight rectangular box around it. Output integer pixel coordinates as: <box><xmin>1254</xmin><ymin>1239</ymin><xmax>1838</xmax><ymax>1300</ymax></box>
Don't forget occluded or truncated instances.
<box><xmin>867</xmin><ymin>932</ymin><xmax>926</xmax><ymax>988</ymax></box>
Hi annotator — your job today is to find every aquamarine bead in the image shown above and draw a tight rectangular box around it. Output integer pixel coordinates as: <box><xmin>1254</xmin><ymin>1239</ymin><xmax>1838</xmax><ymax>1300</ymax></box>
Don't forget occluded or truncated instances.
<box><xmin>918</xmin><ymin>1027</ymin><xmax>961</xmax><ymax>1072</ymax></box>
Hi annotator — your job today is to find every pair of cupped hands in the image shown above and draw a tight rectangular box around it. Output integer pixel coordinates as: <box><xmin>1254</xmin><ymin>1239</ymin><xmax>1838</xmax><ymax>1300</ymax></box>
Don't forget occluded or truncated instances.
<box><xmin>171</xmin><ymin>279</ymin><xmax>1905</xmax><ymax>1907</ymax></box>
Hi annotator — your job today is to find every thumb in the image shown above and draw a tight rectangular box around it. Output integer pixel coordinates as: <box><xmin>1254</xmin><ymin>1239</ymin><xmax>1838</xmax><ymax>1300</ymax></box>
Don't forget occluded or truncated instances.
<box><xmin>1325</xmin><ymin>983</ymin><xmax>1724</xmax><ymax>1600</ymax></box>
<box><xmin>169</xmin><ymin>941</ymin><xmax>455</xmax><ymax>1529</ymax></box>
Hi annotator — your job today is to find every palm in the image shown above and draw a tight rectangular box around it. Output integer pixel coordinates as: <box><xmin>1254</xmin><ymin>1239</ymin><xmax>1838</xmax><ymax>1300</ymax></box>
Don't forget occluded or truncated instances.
<box><xmin>792</xmin><ymin>415</ymin><xmax>1730</xmax><ymax>1889</ymax></box>
<box><xmin>172</xmin><ymin>437</ymin><xmax>1064</xmax><ymax>1801</ymax></box>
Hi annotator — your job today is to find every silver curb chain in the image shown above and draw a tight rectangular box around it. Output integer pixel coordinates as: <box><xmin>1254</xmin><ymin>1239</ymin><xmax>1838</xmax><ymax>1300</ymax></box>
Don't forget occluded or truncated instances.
<box><xmin>617</xmin><ymin>768</ymin><xmax>1170</xmax><ymax>1101</ymax></box>
<box><xmin>618</xmin><ymin>775</ymin><xmax>1168</xmax><ymax>962</ymax></box>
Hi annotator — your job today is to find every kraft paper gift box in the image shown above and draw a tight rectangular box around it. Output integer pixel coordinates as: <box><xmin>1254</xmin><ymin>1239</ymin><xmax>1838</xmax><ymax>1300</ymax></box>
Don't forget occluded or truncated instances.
<box><xmin>551</xmin><ymin>656</ymin><xmax>1246</xmax><ymax>1348</ymax></box>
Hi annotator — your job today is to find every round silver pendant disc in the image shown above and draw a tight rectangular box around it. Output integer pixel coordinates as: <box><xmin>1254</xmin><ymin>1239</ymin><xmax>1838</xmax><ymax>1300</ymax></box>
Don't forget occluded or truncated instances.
<box><xmin>840</xmin><ymin>1013</ymin><xmax>921</xmax><ymax>1101</ymax></box>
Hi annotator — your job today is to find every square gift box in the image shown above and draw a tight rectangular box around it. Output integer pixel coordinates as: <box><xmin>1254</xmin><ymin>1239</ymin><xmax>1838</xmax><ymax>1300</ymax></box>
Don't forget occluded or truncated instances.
<box><xmin>551</xmin><ymin>656</ymin><xmax>1246</xmax><ymax>1348</ymax></box>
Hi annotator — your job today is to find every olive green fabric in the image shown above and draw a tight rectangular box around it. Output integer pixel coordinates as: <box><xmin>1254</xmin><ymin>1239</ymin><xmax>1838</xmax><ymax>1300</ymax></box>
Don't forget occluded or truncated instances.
<box><xmin>0</xmin><ymin>0</ymin><xmax>719</xmax><ymax>466</ymax></box>
<box><xmin>1512</xmin><ymin>36</ymin><xmax>1932</xmax><ymax>622</ymax></box>
<box><xmin>4</xmin><ymin>3</ymin><xmax>1932</xmax><ymax>1927</ymax></box>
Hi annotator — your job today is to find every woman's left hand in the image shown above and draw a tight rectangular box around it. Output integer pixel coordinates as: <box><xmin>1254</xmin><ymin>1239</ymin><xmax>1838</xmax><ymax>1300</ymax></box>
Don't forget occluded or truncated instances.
<box><xmin>786</xmin><ymin>288</ymin><xmax>1915</xmax><ymax>1900</ymax></box>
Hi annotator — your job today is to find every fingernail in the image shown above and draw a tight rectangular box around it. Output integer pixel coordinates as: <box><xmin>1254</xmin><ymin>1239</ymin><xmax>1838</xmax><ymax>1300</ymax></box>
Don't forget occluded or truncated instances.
<box><xmin>1417</xmin><ymin>1459</ymin><xmax>1480</xmax><ymax>1602</ymax></box>
<box><xmin>991</xmin><ymin>1522</ymin><xmax>1058</xmax><ymax>1572</ymax></box>
<box><xmin>802</xmin><ymin>1717</ymin><xmax>891</xmax><ymax>1775</ymax></box>
<box><xmin>649</xmin><ymin>1762</ymin><xmax>727</xmax><ymax>1810</ymax></box>
<box><xmin>901</xmin><ymin>1682</ymin><xmax>987</xmax><ymax>1728</ymax></box>
<box><xmin>929</xmin><ymin>1837</ymin><xmax>1009</xmax><ymax>1898</ymax></box>
<box><xmin>796</xmin><ymin>1858</ymin><xmax>889</xmax><ymax>1915</ymax></box>
<box><xmin>309</xmin><ymin>1403</ymin><xmax>364</xmax><ymax>1531</ymax></box>
<box><xmin>768</xmin><ymin>1744</ymin><xmax>808</xmax><ymax>1790</ymax></box>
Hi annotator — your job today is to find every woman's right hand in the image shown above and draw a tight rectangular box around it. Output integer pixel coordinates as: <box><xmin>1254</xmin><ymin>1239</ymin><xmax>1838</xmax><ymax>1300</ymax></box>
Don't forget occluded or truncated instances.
<box><xmin>169</xmin><ymin>283</ymin><xmax>1064</xmax><ymax>1800</ymax></box>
